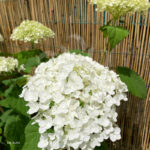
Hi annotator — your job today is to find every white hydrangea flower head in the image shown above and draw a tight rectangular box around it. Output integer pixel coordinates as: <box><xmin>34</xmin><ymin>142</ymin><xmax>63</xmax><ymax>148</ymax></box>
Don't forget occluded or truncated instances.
<box><xmin>0</xmin><ymin>33</ymin><xmax>4</xmax><ymax>42</ymax></box>
<box><xmin>10</xmin><ymin>20</ymin><xmax>55</xmax><ymax>44</ymax></box>
<box><xmin>20</xmin><ymin>53</ymin><xmax>128</xmax><ymax>150</ymax></box>
<box><xmin>0</xmin><ymin>56</ymin><xmax>19</xmax><ymax>73</ymax></box>
<box><xmin>90</xmin><ymin>0</ymin><xmax>150</xmax><ymax>18</ymax></box>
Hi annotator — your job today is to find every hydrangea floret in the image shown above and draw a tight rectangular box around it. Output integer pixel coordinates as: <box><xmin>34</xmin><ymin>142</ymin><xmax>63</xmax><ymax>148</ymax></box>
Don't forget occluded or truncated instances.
<box><xmin>10</xmin><ymin>20</ymin><xmax>55</xmax><ymax>44</ymax></box>
<box><xmin>0</xmin><ymin>56</ymin><xmax>19</xmax><ymax>73</ymax></box>
<box><xmin>20</xmin><ymin>53</ymin><xmax>128</xmax><ymax>150</ymax></box>
<box><xmin>90</xmin><ymin>0</ymin><xmax>150</xmax><ymax>19</ymax></box>
<box><xmin>0</xmin><ymin>33</ymin><xmax>4</xmax><ymax>42</ymax></box>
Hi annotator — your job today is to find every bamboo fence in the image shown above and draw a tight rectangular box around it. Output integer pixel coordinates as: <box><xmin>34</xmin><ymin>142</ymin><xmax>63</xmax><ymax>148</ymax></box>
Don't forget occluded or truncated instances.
<box><xmin>0</xmin><ymin>0</ymin><xmax>150</xmax><ymax>150</ymax></box>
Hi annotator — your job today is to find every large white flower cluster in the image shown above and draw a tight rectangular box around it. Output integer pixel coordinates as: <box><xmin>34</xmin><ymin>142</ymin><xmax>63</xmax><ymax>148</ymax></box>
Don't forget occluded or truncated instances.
<box><xmin>10</xmin><ymin>20</ymin><xmax>55</xmax><ymax>44</ymax></box>
<box><xmin>90</xmin><ymin>0</ymin><xmax>150</xmax><ymax>18</ymax></box>
<box><xmin>20</xmin><ymin>53</ymin><xmax>128</xmax><ymax>150</ymax></box>
<box><xmin>0</xmin><ymin>56</ymin><xmax>19</xmax><ymax>73</ymax></box>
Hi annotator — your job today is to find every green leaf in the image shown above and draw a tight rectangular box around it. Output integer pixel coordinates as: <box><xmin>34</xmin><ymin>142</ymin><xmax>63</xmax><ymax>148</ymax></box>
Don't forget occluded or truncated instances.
<box><xmin>3</xmin><ymin>85</ymin><xmax>15</xmax><ymax>97</ymax></box>
<box><xmin>2</xmin><ymin>76</ymin><xmax>27</xmax><ymax>87</ymax></box>
<box><xmin>0</xmin><ymin>72</ymin><xmax>20</xmax><ymax>86</ymax></box>
<box><xmin>22</xmin><ymin>121</ymin><xmax>40</xmax><ymax>150</ymax></box>
<box><xmin>2</xmin><ymin>79</ymin><xmax>17</xmax><ymax>86</ymax></box>
<box><xmin>0</xmin><ymin>128</ymin><xmax>2</xmax><ymax>134</ymax></box>
<box><xmin>117</xmin><ymin>67</ymin><xmax>147</xmax><ymax>99</ymax></box>
<box><xmin>4</xmin><ymin>115</ymin><xmax>26</xmax><ymax>141</ymax></box>
<box><xmin>0</xmin><ymin>98</ymin><xmax>29</xmax><ymax>117</ymax></box>
<box><xmin>13</xmin><ymin>49</ymin><xmax>48</xmax><ymax>73</ymax></box>
<box><xmin>79</xmin><ymin>100</ymin><xmax>85</xmax><ymax>108</ymax></box>
<box><xmin>13</xmin><ymin>49</ymin><xmax>46</xmax><ymax>60</ymax></box>
<box><xmin>0</xmin><ymin>99</ymin><xmax>9</xmax><ymax>108</ymax></box>
<box><xmin>45</xmin><ymin>126</ymin><xmax>54</xmax><ymax>133</ymax></box>
<box><xmin>24</xmin><ymin>56</ymin><xmax>41</xmax><ymax>73</ymax></box>
<box><xmin>0</xmin><ymin>109</ymin><xmax>13</xmax><ymax>125</ymax></box>
<box><xmin>13</xmin><ymin>49</ymin><xmax>47</xmax><ymax>65</ymax></box>
<box><xmin>49</xmin><ymin>101</ymin><xmax>55</xmax><ymax>108</ymax></box>
<box><xmin>2</xmin><ymin>77</ymin><xmax>27</xmax><ymax>98</ymax></box>
<box><xmin>4</xmin><ymin>114</ymin><xmax>29</xmax><ymax>150</ymax></box>
<box><xmin>89</xmin><ymin>90</ymin><xmax>93</xmax><ymax>96</ymax></box>
<box><xmin>69</xmin><ymin>49</ymin><xmax>90</xmax><ymax>57</ymax></box>
<box><xmin>15</xmin><ymin>77</ymin><xmax>28</xmax><ymax>87</ymax></box>
<box><xmin>94</xmin><ymin>142</ymin><xmax>109</xmax><ymax>150</ymax></box>
<box><xmin>100</xmin><ymin>26</ymin><xmax>129</xmax><ymax>51</ymax></box>
<box><xmin>1</xmin><ymin>77</ymin><xmax>27</xmax><ymax>99</ymax></box>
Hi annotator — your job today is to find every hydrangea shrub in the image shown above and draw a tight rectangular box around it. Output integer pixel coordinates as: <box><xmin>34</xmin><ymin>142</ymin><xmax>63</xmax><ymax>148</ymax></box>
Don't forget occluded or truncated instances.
<box><xmin>20</xmin><ymin>53</ymin><xmax>128</xmax><ymax>150</ymax></box>
<box><xmin>0</xmin><ymin>56</ymin><xmax>19</xmax><ymax>73</ymax></box>
<box><xmin>0</xmin><ymin>0</ymin><xmax>148</xmax><ymax>149</ymax></box>
<box><xmin>90</xmin><ymin>0</ymin><xmax>148</xmax><ymax>99</ymax></box>
<box><xmin>10</xmin><ymin>20</ymin><xmax>55</xmax><ymax>44</ymax></box>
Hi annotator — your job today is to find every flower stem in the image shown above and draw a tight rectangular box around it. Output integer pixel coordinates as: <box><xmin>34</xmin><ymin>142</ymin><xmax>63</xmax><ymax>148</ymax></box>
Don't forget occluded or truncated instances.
<box><xmin>100</xmin><ymin>42</ymin><xmax>108</xmax><ymax>64</ymax></box>
<box><xmin>100</xmin><ymin>49</ymin><xmax>107</xmax><ymax>64</ymax></box>
<box><xmin>100</xmin><ymin>15</ymin><xmax>119</xmax><ymax>64</ymax></box>
<box><xmin>31</xmin><ymin>41</ymin><xmax>35</xmax><ymax>50</ymax></box>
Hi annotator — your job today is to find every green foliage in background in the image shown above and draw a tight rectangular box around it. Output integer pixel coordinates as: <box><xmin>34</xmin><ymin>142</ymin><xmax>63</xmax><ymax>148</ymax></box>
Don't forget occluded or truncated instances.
<box><xmin>13</xmin><ymin>49</ymin><xmax>48</xmax><ymax>73</ymax></box>
<box><xmin>0</xmin><ymin>49</ymin><xmax>48</xmax><ymax>150</ymax></box>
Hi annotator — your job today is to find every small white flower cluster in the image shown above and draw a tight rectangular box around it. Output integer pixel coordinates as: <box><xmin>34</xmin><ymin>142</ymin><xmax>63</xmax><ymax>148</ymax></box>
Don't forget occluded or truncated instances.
<box><xmin>10</xmin><ymin>20</ymin><xmax>55</xmax><ymax>44</ymax></box>
<box><xmin>90</xmin><ymin>0</ymin><xmax>150</xmax><ymax>18</ymax></box>
<box><xmin>20</xmin><ymin>53</ymin><xmax>128</xmax><ymax>150</ymax></box>
<box><xmin>0</xmin><ymin>33</ymin><xmax>4</xmax><ymax>42</ymax></box>
<box><xmin>0</xmin><ymin>56</ymin><xmax>18</xmax><ymax>73</ymax></box>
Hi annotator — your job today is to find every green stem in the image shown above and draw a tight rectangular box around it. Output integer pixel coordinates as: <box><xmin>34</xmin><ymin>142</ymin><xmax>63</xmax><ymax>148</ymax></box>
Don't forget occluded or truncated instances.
<box><xmin>31</xmin><ymin>41</ymin><xmax>35</xmax><ymax>49</ymax></box>
<box><xmin>113</xmin><ymin>18</ymin><xmax>118</xmax><ymax>26</ymax></box>
<box><xmin>100</xmin><ymin>49</ymin><xmax>107</xmax><ymax>64</ymax></box>
<box><xmin>100</xmin><ymin>42</ymin><xmax>108</xmax><ymax>64</ymax></box>
<box><xmin>100</xmin><ymin>15</ymin><xmax>119</xmax><ymax>64</ymax></box>
<box><xmin>106</xmin><ymin>19</ymin><xmax>113</xmax><ymax>26</ymax></box>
